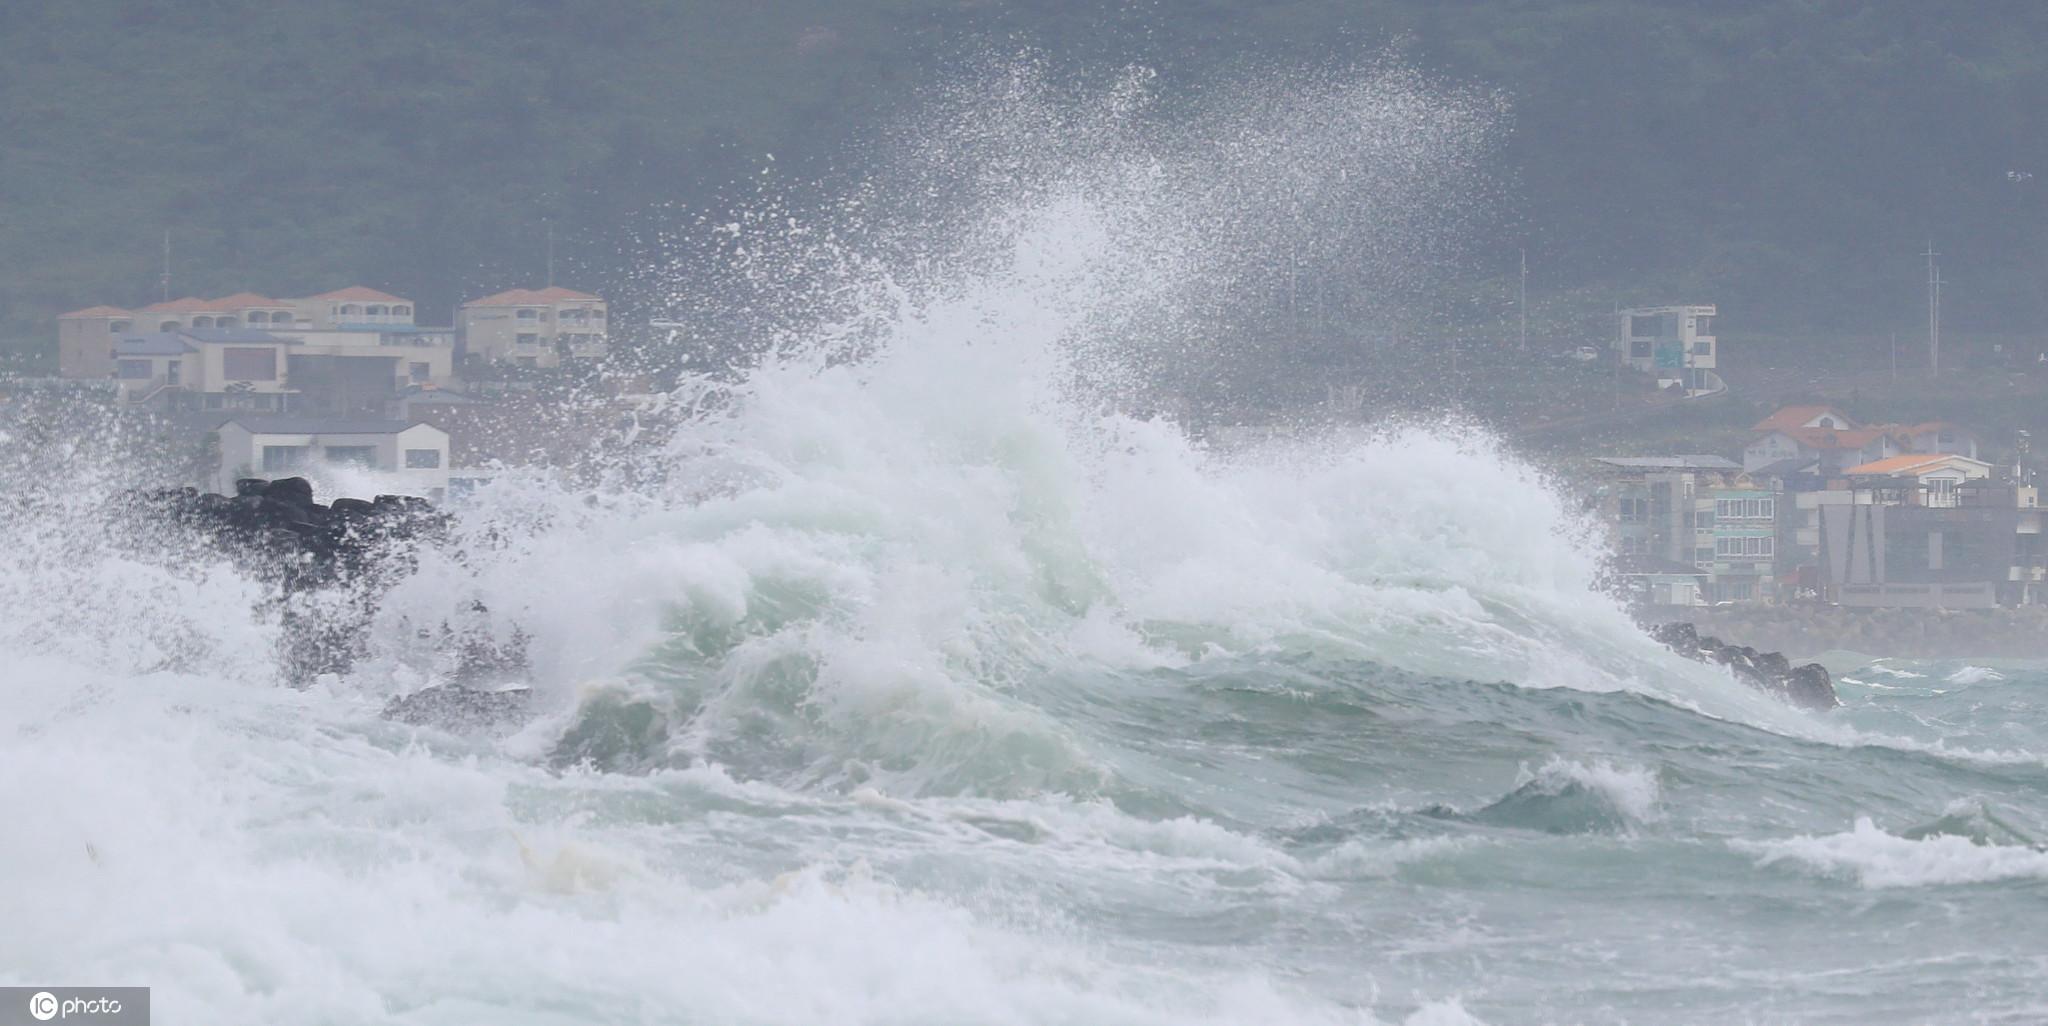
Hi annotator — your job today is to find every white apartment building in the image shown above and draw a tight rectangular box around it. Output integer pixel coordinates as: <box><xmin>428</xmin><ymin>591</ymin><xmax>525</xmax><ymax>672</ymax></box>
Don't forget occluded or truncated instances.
<box><xmin>58</xmin><ymin>285</ymin><xmax>425</xmax><ymax>382</ymax></box>
<box><xmin>1617</xmin><ymin>304</ymin><xmax>1721</xmax><ymax>398</ymax></box>
<box><xmin>213</xmin><ymin>417</ymin><xmax>450</xmax><ymax>500</ymax></box>
<box><xmin>457</xmin><ymin>286</ymin><xmax>608</xmax><ymax>368</ymax></box>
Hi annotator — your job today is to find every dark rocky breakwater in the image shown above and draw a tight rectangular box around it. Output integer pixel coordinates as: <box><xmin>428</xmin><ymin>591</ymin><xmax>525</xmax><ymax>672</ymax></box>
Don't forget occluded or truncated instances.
<box><xmin>1649</xmin><ymin>621</ymin><xmax>1838</xmax><ymax>711</ymax></box>
<box><xmin>119</xmin><ymin>478</ymin><xmax>529</xmax><ymax>726</ymax></box>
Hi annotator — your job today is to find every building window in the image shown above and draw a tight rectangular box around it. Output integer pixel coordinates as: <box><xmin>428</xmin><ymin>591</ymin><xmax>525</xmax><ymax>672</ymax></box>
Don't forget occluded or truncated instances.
<box><xmin>324</xmin><ymin>445</ymin><xmax>376</xmax><ymax>468</ymax></box>
<box><xmin>367</xmin><ymin>305</ymin><xmax>388</xmax><ymax>316</ymax></box>
<box><xmin>167</xmin><ymin>363</ymin><xmax>181</xmax><ymax>386</ymax></box>
<box><xmin>1630</xmin><ymin>339</ymin><xmax>1651</xmax><ymax>359</ymax></box>
<box><xmin>194</xmin><ymin>316</ymin><xmax>217</xmax><ymax>328</ymax></box>
<box><xmin>223</xmin><ymin>347</ymin><xmax>277</xmax><ymax>381</ymax></box>
<box><xmin>341</xmin><ymin>304</ymin><xmax>362</xmax><ymax>316</ymax></box>
<box><xmin>1695</xmin><ymin>546</ymin><xmax>1713</xmax><ymax>566</ymax></box>
<box><xmin>159</xmin><ymin>320</ymin><xmax>180</xmax><ymax>331</ymax></box>
<box><xmin>1691</xmin><ymin>341</ymin><xmax>1712</xmax><ymax>356</ymax></box>
<box><xmin>409</xmin><ymin>361</ymin><xmax>430</xmax><ymax>382</ymax></box>
<box><xmin>261</xmin><ymin>445</ymin><xmax>307</xmax><ymax>471</ymax></box>
<box><xmin>118</xmin><ymin>359</ymin><xmax>152</xmax><ymax>379</ymax></box>
<box><xmin>1694</xmin><ymin>315</ymin><xmax>1714</xmax><ymax>336</ymax></box>
<box><xmin>517</xmin><ymin>308</ymin><xmax>539</xmax><ymax>320</ymax></box>
<box><xmin>405</xmin><ymin>448</ymin><xmax>441</xmax><ymax>469</ymax></box>
<box><xmin>1618</xmin><ymin>497</ymin><xmax>1648</xmax><ymax>522</ymax></box>
<box><xmin>394</xmin><ymin>305</ymin><xmax>411</xmax><ymax>317</ymax></box>
<box><xmin>247</xmin><ymin>312</ymin><xmax>268</xmax><ymax>324</ymax></box>
<box><xmin>592</xmin><ymin>308</ymin><xmax>604</xmax><ymax>320</ymax></box>
<box><xmin>516</xmin><ymin>333</ymin><xmax>539</xmax><ymax>346</ymax></box>
<box><xmin>109</xmin><ymin>319</ymin><xmax>131</xmax><ymax>333</ymax></box>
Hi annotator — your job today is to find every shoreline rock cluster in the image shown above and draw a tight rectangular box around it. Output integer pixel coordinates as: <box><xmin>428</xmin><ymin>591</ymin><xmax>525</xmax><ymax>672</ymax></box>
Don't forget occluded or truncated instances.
<box><xmin>121</xmin><ymin>478</ymin><xmax>528</xmax><ymax>723</ymax></box>
<box><xmin>1649</xmin><ymin>621</ymin><xmax>1838</xmax><ymax>711</ymax></box>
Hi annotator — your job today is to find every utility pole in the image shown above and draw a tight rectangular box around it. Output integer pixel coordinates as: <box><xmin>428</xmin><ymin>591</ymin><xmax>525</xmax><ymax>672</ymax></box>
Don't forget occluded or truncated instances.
<box><xmin>1924</xmin><ymin>240</ymin><xmax>1943</xmax><ymax>376</ymax></box>
<box><xmin>1518</xmin><ymin>247</ymin><xmax>1528</xmax><ymax>353</ymax></box>
<box><xmin>160</xmin><ymin>230</ymin><xmax>172</xmax><ymax>302</ymax></box>
<box><xmin>1890</xmin><ymin>332</ymin><xmax>1898</xmax><ymax>384</ymax></box>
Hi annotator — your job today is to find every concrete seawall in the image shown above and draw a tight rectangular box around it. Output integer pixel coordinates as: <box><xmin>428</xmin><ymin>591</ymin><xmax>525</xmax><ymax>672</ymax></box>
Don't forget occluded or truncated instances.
<box><xmin>1682</xmin><ymin>605</ymin><xmax>2048</xmax><ymax>660</ymax></box>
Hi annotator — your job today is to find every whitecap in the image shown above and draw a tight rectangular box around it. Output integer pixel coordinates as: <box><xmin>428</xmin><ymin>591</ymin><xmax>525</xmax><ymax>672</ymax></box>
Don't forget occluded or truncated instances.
<box><xmin>1737</xmin><ymin>816</ymin><xmax>2048</xmax><ymax>888</ymax></box>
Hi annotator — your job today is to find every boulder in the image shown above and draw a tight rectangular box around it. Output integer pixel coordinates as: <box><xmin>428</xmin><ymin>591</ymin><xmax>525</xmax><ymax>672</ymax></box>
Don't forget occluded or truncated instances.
<box><xmin>117</xmin><ymin>480</ymin><xmax>522</xmax><ymax>698</ymax></box>
<box><xmin>382</xmin><ymin>685</ymin><xmax>532</xmax><ymax>733</ymax></box>
<box><xmin>1649</xmin><ymin>620</ymin><xmax>1838</xmax><ymax>711</ymax></box>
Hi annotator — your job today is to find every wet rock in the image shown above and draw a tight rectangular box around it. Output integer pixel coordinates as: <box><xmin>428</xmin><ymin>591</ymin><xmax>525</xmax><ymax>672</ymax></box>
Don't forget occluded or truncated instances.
<box><xmin>116</xmin><ymin>479</ymin><xmax>498</xmax><ymax>686</ymax></box>
<box><xmin>1649</xmin><ymin>621</ymin><xmax>1838</xmax><ymax>711</ymax></box>
<box><xmin>382</xmin><ymin>684</ymin><xmax>532</xmax><ymax>733</ymax></box>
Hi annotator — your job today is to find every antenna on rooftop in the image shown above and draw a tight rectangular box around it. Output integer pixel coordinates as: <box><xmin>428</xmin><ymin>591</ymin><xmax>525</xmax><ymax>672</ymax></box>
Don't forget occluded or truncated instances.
<box><xmin>160</xmin><ymin>230</ymin><xmax>172</xmax><ymax>302</ymax></box>
<box><xmin>546</xmin><ymin>222</ymin><xmax>555</xmax><ymax>288</ymax></box>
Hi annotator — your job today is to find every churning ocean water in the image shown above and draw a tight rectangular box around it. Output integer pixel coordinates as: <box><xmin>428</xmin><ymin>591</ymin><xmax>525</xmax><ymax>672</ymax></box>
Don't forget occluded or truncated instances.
<box><xmin>4</xmin><ymin>61</ymin><xmax>2046</xmax><ymax>1026</ymax></box>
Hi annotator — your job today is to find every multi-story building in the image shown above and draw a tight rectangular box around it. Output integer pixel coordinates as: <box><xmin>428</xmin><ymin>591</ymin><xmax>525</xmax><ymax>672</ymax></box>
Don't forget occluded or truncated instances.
<box><xmin>282</xmin><ymin>287</ymin><xmax>416</xmax><ymax>330</ymax></box>
<box><xmin>111</xmin><ymin>329</ymin><xmax>297</xmax><ymax>413</ymax></box>
<box><xmin>1617</xmin><ymin>304</ymin><xmax>1721</xmax><ymax>397</ymax></box>
<box><xmin>107</xmin><ymin>325</ymin><xmax>458</xmax><ymax>415</ymax></box>
<box><xmin>1816</xmin><ymin>471</ymin><xmax>2045</xmax><ymax>608</ymax></box>
<box><xmin>1841</xmin><ymin>453</ymin><xmax>1994</xmax><ymax>508</ymax></box>
<box><xmin>1592</xmin><ymin>455</ymin><xmax>1783</xmax><ymax>606</ymax></box>
<box><xmin>1696</xmin><ymin>483</ymin><xmax>1780</xmax><ymax>602</ymax></box>
<box><xmin>58</xmin><ymin>286</ymin><xmax>428</xmax><ymax>382</ymax></box>
<box><xmin>457</xmin><ymin>287</ymin><xmax>608</xmax><ymax>368</ymax></box>
<box><xmin>212</xmin><ymin>417</ymin><xmax>451</xmax><ymax>501</ymax></box>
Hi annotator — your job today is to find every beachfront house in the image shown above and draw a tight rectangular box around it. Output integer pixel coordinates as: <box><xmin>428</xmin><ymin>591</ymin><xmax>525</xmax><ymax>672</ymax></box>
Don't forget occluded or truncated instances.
<box><xmin>212</xmin><ymin>417</ymin><xmax>450</xmax><ymax>500</ymax></box>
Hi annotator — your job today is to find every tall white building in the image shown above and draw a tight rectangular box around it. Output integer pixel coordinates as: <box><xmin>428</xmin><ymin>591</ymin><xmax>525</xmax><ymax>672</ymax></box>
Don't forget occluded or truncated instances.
<box><xmin>1617</xmin><ymin>304</ymin><xmax>1721</xmax><ymax>398</ymax></box>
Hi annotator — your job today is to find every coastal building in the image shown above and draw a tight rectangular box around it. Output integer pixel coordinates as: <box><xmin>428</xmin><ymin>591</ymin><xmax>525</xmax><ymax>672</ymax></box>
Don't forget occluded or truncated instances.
<box><xmin>105</xmin><ymin>323</ymin><xmax>459</xmax><ymax>415</ymax></box>
<box><xmin>279</xmin><ymin>327</ymin><xmax>458</xmax><ymax>416</ymax></box>
<box><xmin>55</xmin><ymin>306</ymin><xmax>135</xmax><ymax>379</ymax></box>
<box><xmin>1743</xmin><ymin>425</ymin><xmax>1900</xmax><ymax>476</ymax></box>
<box><xmin>1744</xmin><ymin>406</ymin><xmax>1986</xmax><ymax>474</ymax></box>
<box><xmin>212</xmin><ymin>417</ymin><xmax>450</xmax><ymax>500</ymax></box>
<box><xmin>1616</xmin><ymin>305</ymin><xmax>1721</xmax><ymax>398</ymax></box>
<box><xmin>1698</xmin><ymin>481</ymin><xmax>1781</xmax><ymax>602</ymax></box>
<box><xmin>1840</xmin><ymin>453</ymin><xmax>1994</xmax><ymax>508</ymax></box>
<box><xmin>1892</xmin><ymin>422</ymin><xmax>1981</xmax><ymax>460</ymax></box>
<box><xmin>57</xmin><ymin>286</ymin><xmax>429</xmax><ymax>383</ymax></box>
<box><xmin>112</xmin><ymin>329</ymin><xmax>296</xmax><ymax>413</ymax></box>
<box><xmin>281</xmin><ymin>287</ymin><xmax>416</xmax><ymax>330</ymax></box>
<box><xmin>457</xmin><ymin>286</ymin><xmax>608</xmax><ymax>368</ymax></box>
<box><xmin>1591</xmin><ymin>455</ymin><xmax>1782</xmax><ymax>605</ymax></box>
<box><xmin>1816</xmin><ymin>474</ymin><xmax>2045</xmax><ymax>608</ymax></box>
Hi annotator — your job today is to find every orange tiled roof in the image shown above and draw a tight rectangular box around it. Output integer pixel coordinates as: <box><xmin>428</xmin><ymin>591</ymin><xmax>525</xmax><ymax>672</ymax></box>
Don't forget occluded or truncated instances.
<box><xmin>57</xmin><ymin>305</ymin><xmax>133</xmax><ymax>318</ymax></box>
<box><xmin>1779</xmin><ymin>426</ymin><xmax>1889</xmax><ymax>450</ymax></box>
<box><xmin>142</xmin><ymin>294</ymin><xmax>287</xmax><ymax>313</ymax></box>
<box><xmin>1842</xmin><ymin>453</ymin><xmax>1964</xmax><ymax>476</ymax></box>
<box><xmin>1751</xmin><ymin>405</ymin><xmax>1854</xmax><ymax>434</ymax></box>
<box><xmin>140</xmin><ymin>296</ymin><xmax>221</xmax><ymax>313</ymax></box>
<box><xmin>463</xmin><ymin>286</ymin><xmax>602</xmax><ymax>307</ymax></box>
<box><xmin>311</xmin><ymin>286</ymin><xmax>410</xmax><ymax>303</ymax></box>
<box><xmin>1897</xmin><ymin>421</ymin><xmax>1975</xmax><ymax>437</ymax></box>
